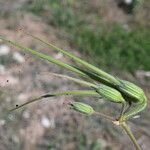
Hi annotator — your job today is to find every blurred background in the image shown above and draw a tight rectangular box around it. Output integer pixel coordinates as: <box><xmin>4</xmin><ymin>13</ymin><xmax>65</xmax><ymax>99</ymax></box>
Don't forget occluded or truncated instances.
<box><xmin>0</xmin><ymin>0</ymin><xmax>150</xmax><ymax>150</ymax></box>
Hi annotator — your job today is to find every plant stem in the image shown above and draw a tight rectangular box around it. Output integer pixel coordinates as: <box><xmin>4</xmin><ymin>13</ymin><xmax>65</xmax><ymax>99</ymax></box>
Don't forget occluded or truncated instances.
<box><xmin>94</xmin><ymin>111</ymin><xmax>114</xmax><ymax>121</ymax></box>
<box><xmin>120</xmin><ymin>122</ymin><xmax>141</xmax><ymax>150</ymax></box>
<box><xmin>93</xmin><ymin>113</ymin><xmax>141</xmax><ymax>150</ymax></box>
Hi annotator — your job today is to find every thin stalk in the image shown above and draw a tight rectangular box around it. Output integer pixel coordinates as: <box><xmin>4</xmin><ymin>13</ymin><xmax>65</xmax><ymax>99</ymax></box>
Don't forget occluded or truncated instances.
<box><xmin>19</xmin><ymin>30</ymin><xmax>119</xmax><ymax>85</ymax></box>
<box><xmin>9</xmin><ymin>90</ymin><xmax>99</xmax><ymax>112</ymax></box>
<box><xmin>42</xmin><ymin>72</ymin><xmax>96</xmax><ymax>88</ymax></box>
<box><xmin>121</xmin><ymin>122</ymin><xmax>141</xmax><ymax>150</ymax></box>
<box><xmin>0</xmin><ymin>36</ymin><xmax>86</xmax><ymax>77</ymax></box>
<box><xmin>94</xmin><ymin>111</ymin><xmax>114</xmax><ymax>121</ymax></box>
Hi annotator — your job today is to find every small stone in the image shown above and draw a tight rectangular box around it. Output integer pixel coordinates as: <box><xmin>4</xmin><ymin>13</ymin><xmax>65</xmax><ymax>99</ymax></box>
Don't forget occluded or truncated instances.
<box><xmin>41</xmin><ymin>116</ymin><xmax>50</xmax><ymax>128</ymax></box>
<box><xmin>13</xmin><ymin>52</ymin><xmax>25</xmax><ymax>63</ymax></box>
<box><xmin>0</xmin><ymin>45</ymin><xmax>10</xmax><ymax>56</ymax></box>
<box><xmin>17</xmin><ymin>93</ymin><xmax>28</xmax><ymax>101</ymax></box>
<box><xmin>23</xmin><ymin>111</ymin><xmax>30</xmax><ymax>119</ymax></box>
<box><xmin>54</xmin><ymin>52</ymin><xmax>63</xmax><ymax>59</ymax></box>
<box><xmin>124</xmin><ymin>0</ymin><xmax>133</xmax><ymax>4</ymax></box>
<box><xmin>0</xmin><ymin>119</ymin><xmax>5</xmax><ymax>126</ymax></box>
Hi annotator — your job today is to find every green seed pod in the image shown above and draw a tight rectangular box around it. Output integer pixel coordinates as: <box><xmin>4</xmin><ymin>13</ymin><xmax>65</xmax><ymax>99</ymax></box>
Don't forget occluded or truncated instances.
<box><xmin>118</xmin><ymin>79</ymin><xmax>145</xmax><ymax>102</ymax></box>
<box><xmin>96</xmin><ymin>84</ymin><xmax>125</xmax><ymax>103</ymax></box>
<box><xmin>70</xmin><ymin>102</ymin><xmax>94</xmax><ymax>115</ymax></box>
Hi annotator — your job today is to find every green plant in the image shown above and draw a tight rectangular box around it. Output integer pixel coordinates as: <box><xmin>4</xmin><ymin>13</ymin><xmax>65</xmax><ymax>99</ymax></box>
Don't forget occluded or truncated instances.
<box><xmin>24</xmin><ymin>0</ymin><xmax>150</xmax><ymax>72</ymax></box>
<box><xmin>0</xmin><ymin>54</ymin><xmax>16</xmax><ymax>66</ymax></box>
<box><xmin>0</xmin><ymin>32</ymin><xmax>147</xmax><ymax>150</ymax></box>
<box><xmin>71</xmin><ymin>25</ymin><xmax>150</xmax><ymax>72</ymax></box>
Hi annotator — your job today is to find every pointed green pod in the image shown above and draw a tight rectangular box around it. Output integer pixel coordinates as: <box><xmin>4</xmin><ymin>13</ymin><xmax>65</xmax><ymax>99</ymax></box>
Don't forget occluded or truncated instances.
<box><xmin>118</xmin><ymin>80</ymin><xmax>145</xmax><ymax>102</ymax></box>
<box><xmin>70</xmin><ymin>102</ymin><xmax>94</xmax><ymax>115</ymax></box>
<box><xmin>96</xmin><ymin>84</ymin><xmax>125</xmax><ymax>103</ymax></box>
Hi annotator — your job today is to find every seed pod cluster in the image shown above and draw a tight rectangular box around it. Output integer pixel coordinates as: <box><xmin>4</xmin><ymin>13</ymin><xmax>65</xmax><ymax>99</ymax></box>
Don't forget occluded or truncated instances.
<box><xmin>96</xmin><ymin>84</ymin><xmax>125</xmax><ymax>103</ymax></box>
<box><xmin>0</xmin><ymin>35</ymin><xmax>147</xmax><ymax>123</ymax></box>
<box><xmin>70</xmin><ymin>102</ymin><xmax>94</xmax><ymax>115</ymax></box>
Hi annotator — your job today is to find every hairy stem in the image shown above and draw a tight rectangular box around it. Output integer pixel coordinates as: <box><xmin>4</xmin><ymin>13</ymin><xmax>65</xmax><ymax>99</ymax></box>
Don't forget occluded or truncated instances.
<box><xmin>121</xmin><ymin>122</ymin><xmax>141</xmax><ymax>150</ymax></box>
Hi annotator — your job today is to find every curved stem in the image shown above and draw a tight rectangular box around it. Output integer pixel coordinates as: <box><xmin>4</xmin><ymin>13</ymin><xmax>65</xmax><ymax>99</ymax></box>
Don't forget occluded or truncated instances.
<box><xmin>9</xmin><ymin>90</ymin><xmax>99</xmax><ymax>112</ymax></box>
<box><xmin>92</xmin><ymin>111</ymin><xmax>141</xmax><ymax>150</ymax></box>
<box><xmin>120</xmin><ymin>96</ymin><xmax>147</xmax><ymax>122</ymax></box>
<box><xmin>120</xmin><ymin>122</ymin><xmax>141</xmax><ymax>150</ymax></box>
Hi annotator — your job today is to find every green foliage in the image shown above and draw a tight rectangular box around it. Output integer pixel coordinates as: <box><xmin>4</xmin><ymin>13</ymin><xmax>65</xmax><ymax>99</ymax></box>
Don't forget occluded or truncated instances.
<box><xmin>0</xmin><ymin>54</ymin><xmax>16</xmax><ymax>66</ymax></box>
<box><xmin>77</xmin><ymin>133</ymin><xmax>103</xmax><ymax>150</ymax></box>
<box><xmin>89</xmin><ymin>140</ymin><xmax>102</xmax><ymax>150</ymax></box>
<box><xmin>25</xmin><ymin>0</ymin><xmax>150</xmax><ymax>72</ymax></box>
<box><xmin>72</xmin><ymin>25</ymin><xmax>150</xmax><ymax>72</ymax></box>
